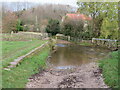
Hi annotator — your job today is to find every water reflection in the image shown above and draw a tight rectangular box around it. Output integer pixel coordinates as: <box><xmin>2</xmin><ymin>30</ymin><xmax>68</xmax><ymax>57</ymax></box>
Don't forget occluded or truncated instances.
<box><xmin>55</xmin><ymin>44</ymin><xmax>67</xmax><ymax>47</ymax></box>
<box><xmin>49</xmin><ymin>44</ymin><xmax>110</xmax><ymax>68</ymax></box>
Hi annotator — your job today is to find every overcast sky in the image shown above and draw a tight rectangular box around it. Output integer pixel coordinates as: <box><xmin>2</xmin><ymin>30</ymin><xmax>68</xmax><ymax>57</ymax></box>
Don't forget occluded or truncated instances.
<box><xmin>1</xmin><ymin>0</ymin><xmax>78</xmax><ymax>7</ymax></box>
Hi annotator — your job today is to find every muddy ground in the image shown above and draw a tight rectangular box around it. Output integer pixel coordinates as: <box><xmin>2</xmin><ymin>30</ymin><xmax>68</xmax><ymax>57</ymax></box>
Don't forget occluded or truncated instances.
<box><xmin>26</xmin><ymin>62</ymin><xmax>108</xmax><ymax>88</ymax></box>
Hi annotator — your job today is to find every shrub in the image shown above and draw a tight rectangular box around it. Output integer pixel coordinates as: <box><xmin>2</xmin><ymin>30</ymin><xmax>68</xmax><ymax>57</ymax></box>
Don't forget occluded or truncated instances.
<box><xmin>16</xmin><ymin>19</ymin><xmax>23</xmax><ymax>31</ymax></box>
<box><xmin>61</xmin><ymin>18</ymin><xmax>84</xmax><ymax>40</ymax></box>
<box><xmin>46</xmin><ymin>19</ymin><xmax>60</xmax><ymax>36</ymax></box>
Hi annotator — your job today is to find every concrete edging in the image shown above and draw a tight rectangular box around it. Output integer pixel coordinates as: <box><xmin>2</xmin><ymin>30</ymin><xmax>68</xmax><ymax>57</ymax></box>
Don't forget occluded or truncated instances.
<box><xmin>3</xmin><ymin>41</ymin><xmax>48</xmax><ymax>70</ymax></box>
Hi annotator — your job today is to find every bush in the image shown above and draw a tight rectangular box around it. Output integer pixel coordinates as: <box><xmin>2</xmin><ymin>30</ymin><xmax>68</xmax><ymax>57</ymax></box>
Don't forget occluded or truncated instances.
<box><xmin>16</xmin><ymin>19</ymin><xmax>24</xmax><ymax>31</ymax></box>
<box><xmin>46</xmin><ymin>19</ymin><xmax>60</xmax><ymax>36</ymax></box>
<box><xmin>82</xmin><ymin>24</ymin><xmax>93</xmax><ymax>40</ymax></box>
<box><xmin>61</xmin><ymin>18</ymin><xmax>84</xmax><ymax>40</ymax></box>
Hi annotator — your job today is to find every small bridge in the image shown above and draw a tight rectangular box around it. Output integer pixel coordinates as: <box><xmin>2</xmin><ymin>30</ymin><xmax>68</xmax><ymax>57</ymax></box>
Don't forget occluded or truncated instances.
<box><xmin>92</xmin><ymin>38</ymin><xmax>118</xmax><ymax>50</ymax></box>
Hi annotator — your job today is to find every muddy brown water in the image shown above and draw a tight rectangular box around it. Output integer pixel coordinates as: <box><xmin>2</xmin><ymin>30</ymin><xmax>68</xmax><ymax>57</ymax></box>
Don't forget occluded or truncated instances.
<box><xmin>48</xmin><ymin>43</ymin><xmax>110</xmax><ymax>69</ymax></box>
<box><xmin>26</xmin><ymin>43</ymin><xmax>110</xmax><ymax>88</ymax></box>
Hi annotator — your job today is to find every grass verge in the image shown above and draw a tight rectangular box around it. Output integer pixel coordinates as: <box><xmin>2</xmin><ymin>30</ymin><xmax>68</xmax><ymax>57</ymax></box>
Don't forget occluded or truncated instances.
<box><xmin>99</xmin><ymin>50</ymin><xmax>119</xmax><ymax>88</ymax></box>
<box><xmin>2</xmin><ymin>40</ymin><xmax>46</xmax><ymax>67</ymax></box>
<box><xmin>2</xmin><ymin>45</ymin><xmax>50</xmax><ymax>88</ymax></box>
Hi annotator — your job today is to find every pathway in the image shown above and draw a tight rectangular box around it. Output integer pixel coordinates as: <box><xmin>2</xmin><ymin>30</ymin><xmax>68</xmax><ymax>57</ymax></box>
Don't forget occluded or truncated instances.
<box><xmin>26</xmin><ymin>62</ymin><xmax>108</xmax><ymax>88</ymax></box>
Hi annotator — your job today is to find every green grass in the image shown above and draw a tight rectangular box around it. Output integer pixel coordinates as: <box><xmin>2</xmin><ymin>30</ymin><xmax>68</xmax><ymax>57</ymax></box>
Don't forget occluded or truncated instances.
<box><xmin>2</xmin><ymin>40</ymin><xmax>47</xmax><ymax>67</ymax></box>
<box><xmin>2</xmin><ymin>46</ymin><xmax>50</xmax><ymax>88</ymax></box>
<box><xmin>99</xmin><ymin>50</ymin><xmax>119</xmax><ymax>88</ymax></box>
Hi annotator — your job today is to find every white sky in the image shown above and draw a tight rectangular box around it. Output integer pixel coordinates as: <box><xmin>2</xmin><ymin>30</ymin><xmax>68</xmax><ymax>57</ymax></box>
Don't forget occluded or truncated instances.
<box><xmin>0</xmin><ymin>0</ymin><xmax>78</xmax><ymax>7</ymax></box>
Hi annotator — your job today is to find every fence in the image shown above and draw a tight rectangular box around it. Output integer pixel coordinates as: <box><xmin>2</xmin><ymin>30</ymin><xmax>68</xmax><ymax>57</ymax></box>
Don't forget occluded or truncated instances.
<box><xmin>2</xmin><ymin>32</ymin><xmax>48</xmax><ymax>41</ymax></box>
<box><xmin>92</xmin><ymin>38</ymin><xmax>118</xmax><ymax>49</ymax></box>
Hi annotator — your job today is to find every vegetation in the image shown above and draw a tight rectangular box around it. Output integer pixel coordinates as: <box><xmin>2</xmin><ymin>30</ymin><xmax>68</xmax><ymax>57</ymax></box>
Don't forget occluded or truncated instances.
<box><xmin>100</xmin><ymin>17</ymin><xmax>118</xmax><ymax>39</ymax></box>
<box><xmin>99</xmin><ymin>51</ymin><xmax>119</xmax><ymax>88</ymax></box>
<box><xmin>1</xmin><ymin>1</ymin><xmax>119</xmax><ymax>89</ymax></box>
<box><xmin>2</xmin><ymin>3</ymin><xmax>74</xmax><ymax>33</ymax></box>
<box><xmin>46</xmin><ymin>19</ymin><xmax>60</xmax><ymax>36</ymax></box>
<box><xmin>61</xmin><ymin>18</ymin><xmax>84</xmax><ymax>41</ymax></box>
<box><xmin>2</xmin><ymin>40</ymin><xmax>46</xmax><ymax>67</ymax></box>
<box><xmin>2</xmin><ymin>11</ymin><xmax>18</xmax><ymax>33</ymax></box>
<box><xmin>23</xmin><ymin>25</ymin><xmax>29</xmax><ymax>31</ymax></box>
<box><xmin>16</xmin><ymin>19</ymin><xmax>23</xmax><ymax>31</ymax></box>
<box><xmin>18</xmin><ymin>4</ymin><xmax>74</xmax><ymax>25</ymax></box>
<box><xmin>2</xmin><ymin>2</ymin><xmax>118</xmax><ymax>40</ymax></box>
<box><xmin>77</xmin><ymin>2</ymin><xmax>118</xmax><ymax>40</ymax></box>
<box><xmin>2</xmin><ymin>46</ymin><xmax>50</xmax><ymax>88</ymax></box>
<box><xmin>82</xmin><ymin>23</ymin><xmax>93</xmax><ymax>40</ymax></box>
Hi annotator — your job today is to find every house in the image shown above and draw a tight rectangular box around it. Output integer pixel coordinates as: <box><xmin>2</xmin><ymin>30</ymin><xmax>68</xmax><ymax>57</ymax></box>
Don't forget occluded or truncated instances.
<box><xmin>62</xmin><ymin>13</ymin><xmax>92</xmax><ymax>21</ymax></box>
<box><xmin>62</xmin><ymin>13</ymin><xmax>92</xmax><ymax>27</ymax></box>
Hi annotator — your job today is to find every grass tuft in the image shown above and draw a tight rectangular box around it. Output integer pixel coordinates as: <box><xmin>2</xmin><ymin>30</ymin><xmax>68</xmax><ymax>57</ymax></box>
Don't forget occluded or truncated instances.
<box><xmin>99</xmin><ymin>50</ymin><xmax>119</xmax><ymax>88</ymax></box>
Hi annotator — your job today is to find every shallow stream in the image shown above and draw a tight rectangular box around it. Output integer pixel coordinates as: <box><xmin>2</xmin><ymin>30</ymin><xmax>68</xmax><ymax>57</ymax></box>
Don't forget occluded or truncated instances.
<box><xmin>49</xmin><ymin>43</ymin><xmax>110</xmax><ymax>69</ymax></box>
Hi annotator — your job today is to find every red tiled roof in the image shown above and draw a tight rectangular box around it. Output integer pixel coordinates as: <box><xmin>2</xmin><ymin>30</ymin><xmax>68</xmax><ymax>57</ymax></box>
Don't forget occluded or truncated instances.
<box><xmin>66</xmin><ymin>14</ymin><xmax>92</xmax><ymax>21</ymax></box>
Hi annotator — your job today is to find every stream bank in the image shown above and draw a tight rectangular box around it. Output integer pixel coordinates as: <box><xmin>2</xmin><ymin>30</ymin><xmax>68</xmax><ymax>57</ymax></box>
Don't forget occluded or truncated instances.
<box><xmin>26</xmin><ymin>40</ymin><xmax>110</xmax><ymax>88</ymax></box>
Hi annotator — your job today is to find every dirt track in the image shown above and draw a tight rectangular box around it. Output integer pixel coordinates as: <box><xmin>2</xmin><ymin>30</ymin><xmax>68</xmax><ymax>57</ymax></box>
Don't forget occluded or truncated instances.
<box><xmin>26</xmin><ymin>62</ymin><xmax>108</xmax><ymax>88</ymax></box>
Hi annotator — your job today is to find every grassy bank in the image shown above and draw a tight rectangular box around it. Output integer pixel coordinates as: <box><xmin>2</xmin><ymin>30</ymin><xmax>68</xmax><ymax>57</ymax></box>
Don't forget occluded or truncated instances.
<box><xmin>2</xmin><ymin>40</ymin><xmax>46</xmax><ymax>67</ymax></box>
<box><xmin>99</xmin><ymin>50</ymin><xmax>119</xmax><ymax>88</ymax></box>
<box><xmin>2</xmin><ymin>45</ymin><xmax>50</xmax><ymax>88</ymax></box>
